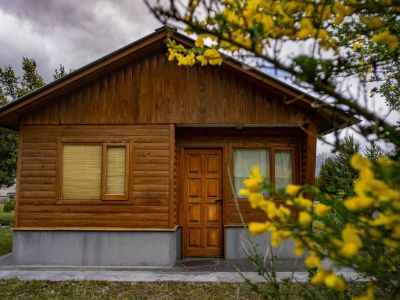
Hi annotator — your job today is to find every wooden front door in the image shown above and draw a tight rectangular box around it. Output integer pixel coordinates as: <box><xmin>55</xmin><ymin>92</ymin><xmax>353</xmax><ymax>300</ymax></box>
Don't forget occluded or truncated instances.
<box><xmin>183</xmin><ymin>149</ymin><xmax>223</xmax><ymax>257</ymax></box>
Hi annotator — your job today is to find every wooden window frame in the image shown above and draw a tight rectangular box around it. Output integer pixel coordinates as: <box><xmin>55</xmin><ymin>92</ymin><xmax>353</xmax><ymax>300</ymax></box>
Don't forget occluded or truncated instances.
<box><xmin>57</xmin><ymin>139</ymin><xmax>131</xmax><ymax>204</ymax></box>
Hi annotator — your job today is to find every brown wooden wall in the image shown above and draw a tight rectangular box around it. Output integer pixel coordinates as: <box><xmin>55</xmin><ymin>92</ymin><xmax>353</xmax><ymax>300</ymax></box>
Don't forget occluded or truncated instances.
<box><xmin>16</xmin><ymin>124</ymin><xmax>173</xmax><ymax>229</ymax></box>
<box><xmin>21</xmin><ymin>48</ymin><xmax>313</xmax><ymax>127</ymax></box>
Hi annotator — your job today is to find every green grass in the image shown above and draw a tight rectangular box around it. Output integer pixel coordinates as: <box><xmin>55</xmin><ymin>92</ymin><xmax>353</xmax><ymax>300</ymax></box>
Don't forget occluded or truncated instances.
<box><xmin>0</xmin><ymin>280</ymin><xmax>380</xmax><ymax>300</ymax></box>
<box><xmin>0</xmin><ymin>228</ymin><xmax>12</xmax><ymax>256</ymax></box>
<box><xmin>0</xmin><ymin>203</ymin><xmax>13</xmax><ymax>226</ymax></box>
<box><xmin>0</xmin><ymin>280</ymin><xmax>263</xmax><ymax>300</ymax></box>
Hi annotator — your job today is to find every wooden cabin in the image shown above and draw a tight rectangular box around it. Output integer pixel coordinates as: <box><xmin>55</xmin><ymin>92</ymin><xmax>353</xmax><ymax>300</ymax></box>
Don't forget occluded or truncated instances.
<box><xmin>0</xmin><ymin>26</ymin><xmax>355</xmax><ymax>266</ymax></box>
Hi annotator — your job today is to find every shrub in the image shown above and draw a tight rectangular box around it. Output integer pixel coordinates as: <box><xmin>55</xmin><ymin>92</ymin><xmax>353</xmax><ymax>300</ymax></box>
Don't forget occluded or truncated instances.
<box><xmin>3</xmin><ymin>199</ymin><xmax>14</xmax><ymax>213</ymax></box>
<box><xmin>242</xmin><ymin>154</ymin><xmax>400</xmax><ymax>299</ymax></box>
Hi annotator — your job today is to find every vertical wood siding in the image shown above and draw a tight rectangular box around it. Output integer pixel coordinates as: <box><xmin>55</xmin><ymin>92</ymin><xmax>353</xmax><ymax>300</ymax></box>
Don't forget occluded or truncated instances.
<box><xmin>22</xmin><ymin>49</ymin><xmax>312</xmax><ymax>126</ymax></box>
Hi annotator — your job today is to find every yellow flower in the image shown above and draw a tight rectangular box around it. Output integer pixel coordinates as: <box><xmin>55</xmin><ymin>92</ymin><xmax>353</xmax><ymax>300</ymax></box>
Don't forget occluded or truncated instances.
<box><xmin>277</xmin><ymin>205</ymin><xmax>291</xmax><ymax>221</ymax></box>
<box><xmin>196</xmin><ymin>55</ymin><xmax>208</xmax><ymax>66</ymax></box>
<box><xmin>372</xmin><ymin>31</ymin><xmax>399</xmax><ymax>50</ymax></box>
<box><xmin>248</xmin><ymin>193</ymin><xmax>265</xmax><ymax>209</ymax></box>
<box><xmin>360</xmin><ymin>16</ymin><xmax>384</xmax><ymax>29</ymax></box>
<box><xmin>243</xmin><ymin>178</ymin><xmax>261</xmax><ymax>193</ymax></box>
<box><xmin>344</xmin><ymin>197</ymin><xmax>359</xmax><ymax>211</ymax></box>
<box><xmin>339</xmin><ymin>242</ymin><xmax>360</xmax><ymax>258</ymax></box>
<box><xmin>294</xmin><ymin>239</ymin><xmax>305</xmax><ymax>256</ymax></box>
<box><xmin>264</xmin><ymin>201</ymin><xmax>279</xmax><ymax>219</ymax></box>
<box><xmin>324</xmin><ymin>274</ymin><xmax>345</xmax><ymax>291</ymax></box>
<box><xmin>383</xmin><ymin>238</ymin><xmax>399</xmax><ymax>249</ymax></box>
<box><xmin>248</xmin><ymin>222</ymin><xmax>269</xmax><ymax>235</ymax></box>
<box><xmin>297</xmin><ymin>19</ymin><xmax>314</xmax><ymax>39</ymax></box>
<box><xmin>311</xmin><ymin>269</ymin><xmax>329</xmax><ymax>285</ymax></box>
<box><xmin>353</xmin><ymin>286</ymin><xmax>375</xmax><ymax>300</ymax></box>
<box><xmin>168</xmin><ymin>48</ymin><xmax>176</xmax><ymax>61</ymax></box>
<box><xmin>239</xmin><ymin>188</ymin><xmax>250</xmax><ymax>196</ymax></box>
<box><xmin>286</xmin><ymin>184</ymin><xmax>301</xmax><ymax>196</ymax></box>
<box><xmin>305</xmin><ymin>252</ymin><xmax>321</xmax><ymax>268</ymax></box>
<box><xmin>315</xmin><ymin>203</ymin><xmax>331</xmax><ymax>217</ymax></box>
<box><xmin>299</xmin><ymin>211</ymin><xmax>312</xmax><ymax>225</ymax></box>
<box><xmin>342</xmin><ymin>224</ymin><xmax>362</xmax><ymax>248</ymax></box>
<box><xmin>370</xmin><ymin>214</ymin><xmax>392</xmax><ymax>226</ymax></box>
<box><xmin>271</xmin><ymin>231</ymin><xmax>282</xmax><ymax>247</ymax></box>
<box><xmin>203</xmin><ymin>48</ymin><xmax>223</xmax><ymax>65</ymax></box>
<box><xmin>351</xmin><ymin>154</ymin><xmax>371</xmax><ymax>171</ymax></box>
<box><xmin>295</xmin><ymin>195</ymin><xmax>313</xmax><ymax>210</ymax></box>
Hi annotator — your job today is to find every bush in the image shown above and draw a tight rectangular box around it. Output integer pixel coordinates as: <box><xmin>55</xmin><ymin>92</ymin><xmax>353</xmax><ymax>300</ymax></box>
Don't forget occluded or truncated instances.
<box><xmin>243</xmin><ymin>154</ymin><xmax>400</xmax><ymax>299</ymax></box>
<box><xmin>3</xmin><ymin>199</ymin><xmax>14</xmax><ymax>213</ymax></box>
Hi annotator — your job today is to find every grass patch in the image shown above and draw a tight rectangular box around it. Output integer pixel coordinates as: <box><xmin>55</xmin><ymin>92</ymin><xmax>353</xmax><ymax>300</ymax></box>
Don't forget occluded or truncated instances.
<box><xmin>0</xmin><ymin>280</ymin><xmax>376</xmax><ymax>300</ymax></box>
<box><xmin>0</xmin><ymin>280</ymin><xmax>261</xmax><ymax>300</ymax></box>
<box><xmin>0</xmin><ymin>228</ymin><xmax>12</xmax><ymax>256</ymax></box>
<box><xmin>0</xmin><ymin>203</ymin><xmax>13</xmax><ymax>226</ymax></box>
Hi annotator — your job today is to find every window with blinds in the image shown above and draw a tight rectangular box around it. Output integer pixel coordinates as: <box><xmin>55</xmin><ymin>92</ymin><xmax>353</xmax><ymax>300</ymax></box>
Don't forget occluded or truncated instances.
<box><xmin>61</xmin><ymin>142</ymin><xmax>129</xmax><ymax>201</ymax></box>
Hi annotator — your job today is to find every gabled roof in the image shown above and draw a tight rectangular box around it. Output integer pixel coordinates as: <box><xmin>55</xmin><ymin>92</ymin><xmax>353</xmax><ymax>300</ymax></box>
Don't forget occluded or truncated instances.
<box><xmin>0</xmin><ymin>25</ymin><xmax>358</xmax><ymax>133</ymax></box>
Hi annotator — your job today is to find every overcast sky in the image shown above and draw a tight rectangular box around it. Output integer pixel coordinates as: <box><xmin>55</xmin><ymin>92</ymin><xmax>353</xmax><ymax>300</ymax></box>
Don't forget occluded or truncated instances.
<box><xmin>0</xmin><ymin>0</ymin><xmax>159</xmax><ymax>81</ymax></box>
<box><xmin>0</xmin><ymin>1</ymin><xmax>397</xmax><ymax>155</ymax></box>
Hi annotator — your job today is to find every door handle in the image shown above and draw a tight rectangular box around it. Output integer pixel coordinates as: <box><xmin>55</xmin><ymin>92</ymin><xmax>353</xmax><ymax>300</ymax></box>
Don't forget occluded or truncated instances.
<box><xmin>215</xmin><ymin>199</ymin><xmax>222</xmax><ymax>203</ymax></box>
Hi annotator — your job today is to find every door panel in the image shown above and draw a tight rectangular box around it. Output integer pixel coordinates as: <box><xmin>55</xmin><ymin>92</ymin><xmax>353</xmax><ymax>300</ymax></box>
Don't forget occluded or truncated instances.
<box><xmin>183</xmin><ymin>149</ymin><xmax>223</xmax><ymax>257</ymax></box>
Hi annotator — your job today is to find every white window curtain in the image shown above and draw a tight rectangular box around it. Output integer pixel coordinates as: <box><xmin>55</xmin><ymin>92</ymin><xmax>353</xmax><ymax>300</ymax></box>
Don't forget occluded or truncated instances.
<box><xmin>275</xmin><ymin>151</ymin><xmax>292</xmax><ymax>190</ymax></box>
<box><xmin>233</xmin><ymin>149</ymin><xmax>269</xmax><ymax>196</ymax></box>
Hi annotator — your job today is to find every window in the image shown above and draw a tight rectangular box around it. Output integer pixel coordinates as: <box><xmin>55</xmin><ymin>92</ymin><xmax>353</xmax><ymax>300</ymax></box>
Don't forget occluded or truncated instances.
<box><xmin>233</xmin><ymin>148</ymin><xmax>270</xmax><ymax>196</ymax></box>
<box><xmin>275</xmin><ymin>150</ymin><xmax>293</xmax><ymax>190</ymax></box>
<box><xmin>61</xmin><ymin>142</ymin><xmax>129</xmax><ymax>201</ymax></box>
<box><xmin>233</xmin><ymin>147</ymin><xmax>294</xmax><ymax>197</ymax></box>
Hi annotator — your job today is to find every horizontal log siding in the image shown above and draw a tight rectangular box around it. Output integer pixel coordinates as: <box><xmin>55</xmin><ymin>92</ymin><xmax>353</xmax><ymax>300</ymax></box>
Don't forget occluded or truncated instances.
<box><xmin>17</xmin><ymin>125</ymin><xmax>171</xmax><ymax>229</ymax></box>
<box><xmin>22</xmin><ymin>49</ymin><xmax>312</xmax><ymax>126</ymax></box>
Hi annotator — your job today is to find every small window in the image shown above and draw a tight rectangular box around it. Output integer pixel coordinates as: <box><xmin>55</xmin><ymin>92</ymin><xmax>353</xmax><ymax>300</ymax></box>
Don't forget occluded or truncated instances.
<box><xmin>233</xmin><ymin>148</ymin><xmax>270</xmax><ymax>197</ymax></box>
<box><xmin>274</xmin><ymin>150</ymin><xmax>293</xmax><ymax>190</ymax></box>
<box><xmin>61</xmin><ymin>142</ymin><xmax>129</xmax><ymax>201</ymax></box>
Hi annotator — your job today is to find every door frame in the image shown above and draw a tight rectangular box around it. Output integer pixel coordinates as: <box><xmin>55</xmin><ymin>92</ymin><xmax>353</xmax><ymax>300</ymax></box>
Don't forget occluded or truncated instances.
<box><xmin>177</xmin><ymin>141</ymin><xmax>228</xmax><ymax>257</ymax></box>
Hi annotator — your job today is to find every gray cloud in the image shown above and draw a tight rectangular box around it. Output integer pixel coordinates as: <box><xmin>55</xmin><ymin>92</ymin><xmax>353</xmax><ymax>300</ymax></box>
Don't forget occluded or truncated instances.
<box><xmin>0</xmin><ymin>0</ymin><xmax>159</xmax><ymax>81</ymax></box>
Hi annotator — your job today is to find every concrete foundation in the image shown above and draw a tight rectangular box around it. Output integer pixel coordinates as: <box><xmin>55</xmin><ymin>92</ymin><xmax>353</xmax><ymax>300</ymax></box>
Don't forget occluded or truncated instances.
<box><xmin>13</xmin><ymin>228</ymin><xmax>182</xmax><ymax>267</ymax></box>
<box><xmin>224</xmin><ymin>227</ymin><xmax>299</xmax><ymax>260</ymax></box>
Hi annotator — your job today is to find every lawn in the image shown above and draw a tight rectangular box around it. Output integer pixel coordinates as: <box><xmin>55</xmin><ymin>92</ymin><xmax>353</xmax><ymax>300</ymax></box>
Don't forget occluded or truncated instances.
<box><xmin>0</xmin><ymin>202</ymin><xmax>13</xmax><ymax>256</ymax></box>
<box><xmin>0</xmin><ymin>227</ymin><xmax>12</xmax><ymax>256</ymax></box>
<box><xmin>0</xmin><ymin>280</ymin><xmax>262</xmax><ymax>300</ymax></box>
<box><xmin>0</xmin><ymin>280</ymin><xmax>376</xmax><ymax>300</ymax></box>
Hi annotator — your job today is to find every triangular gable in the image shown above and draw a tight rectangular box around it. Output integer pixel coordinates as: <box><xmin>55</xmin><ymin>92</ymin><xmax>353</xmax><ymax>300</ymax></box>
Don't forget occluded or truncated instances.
<box><xmin>0</xmin><ymin>26</ymin><xmax>357</xmax><ymax>132</ymax></box>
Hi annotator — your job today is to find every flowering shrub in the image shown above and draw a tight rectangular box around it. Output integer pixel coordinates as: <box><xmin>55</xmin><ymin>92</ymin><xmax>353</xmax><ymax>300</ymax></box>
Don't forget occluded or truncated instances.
<box><xmin>241</xmin><ymin>154</ymin><xmax>400</xmax><ymax>299</ymax></box>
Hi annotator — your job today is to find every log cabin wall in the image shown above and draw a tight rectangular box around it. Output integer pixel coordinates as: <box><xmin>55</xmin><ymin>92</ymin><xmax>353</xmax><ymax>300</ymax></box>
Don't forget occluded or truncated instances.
<box><xmin>17</xmin><ymin>124</ymin><xmax>173</xmax><ymax>229</ymax></box>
